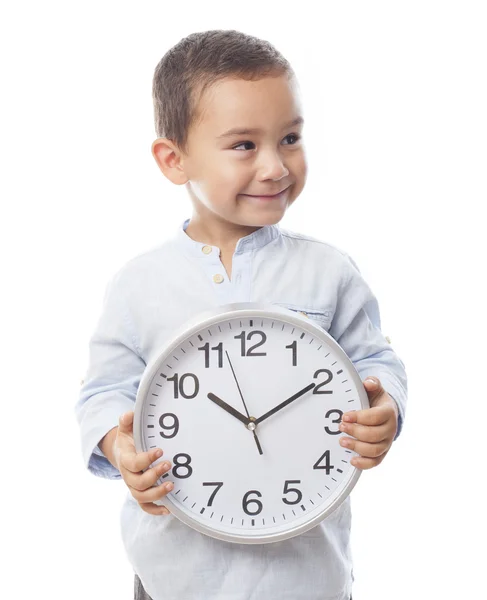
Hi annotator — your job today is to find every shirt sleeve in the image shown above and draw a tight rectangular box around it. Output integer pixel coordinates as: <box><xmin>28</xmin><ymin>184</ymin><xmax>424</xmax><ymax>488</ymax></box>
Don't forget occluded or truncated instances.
<box><xmin>74</xmin><ymin>270</ymin><xmax>146</xmax><ymax>479</ymax></box>
<box><xmin>328</xmin><ymin>253</ymin><xmax>408</xmax><ymax>440</ymax></box>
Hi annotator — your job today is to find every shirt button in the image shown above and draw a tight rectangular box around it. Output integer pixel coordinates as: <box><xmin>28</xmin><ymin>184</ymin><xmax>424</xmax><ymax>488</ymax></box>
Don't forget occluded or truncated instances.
<box><xmin>202</xmin><ymin>245</ymin><xmax>212</xmax><ymax>254</ymax></box>
<box><xmin>385</xmin><ymin>336</ymin><xmax>391</xmax><ymax>344</ymax></box>
<box><xmin>213</xmin><ymin>274</ymin><xmax>224</xmax><ymax>284</ymax></box>
<box><xmin>298</xmin><ymin>311</ymin><xmax>309</xmax><ymax>318</ymax></box>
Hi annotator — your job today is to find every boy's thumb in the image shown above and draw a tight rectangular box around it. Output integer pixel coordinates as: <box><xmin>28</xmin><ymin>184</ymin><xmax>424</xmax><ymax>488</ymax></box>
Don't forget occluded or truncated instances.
<box><xmin>119</xmin><ymin>411</ymin><xmax>134</xmax><ymax>431</ymax></box>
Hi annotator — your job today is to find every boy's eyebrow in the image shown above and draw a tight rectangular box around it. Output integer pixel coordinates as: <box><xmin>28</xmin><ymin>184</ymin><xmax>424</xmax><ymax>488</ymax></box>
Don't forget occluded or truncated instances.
<box><xmin>216</xmin><ymin>116</ymin><xmax>304</xmax><ymax>139</ymax></box>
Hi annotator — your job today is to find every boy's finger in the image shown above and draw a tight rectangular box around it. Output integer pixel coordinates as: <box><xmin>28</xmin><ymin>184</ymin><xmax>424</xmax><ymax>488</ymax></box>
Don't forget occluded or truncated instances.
<box><xmin>340</xmin><ymin>420</ymin><xmax>390</xmax><ymax>443</ymax></box>
<box><xmin>124</xmin><ymin>459</ymin><xmax>171</xmax><ymax>491</ymax></box>
<box><xmin>342</xmin><ymin>404</ymin><xmax>390</xmax><ymax>426</ymax></box>
<box><xmin>340</xmin><ymin>436</ymin><xmax>389</xmax><ymax>460</ymax></box>
<box><xmin>139</xmin><ymin>502</ymin><xmax>171</xmax><ymax>516</ymax></box>
<box><xmin>130</xmin><ymin>479</ymin><xmax>174</xmax><ymax>504</ymax></box>
<box><xmin>121</xmin><ymin>446</ymin><xmax>164</xmax><ymax>474</ymax></box>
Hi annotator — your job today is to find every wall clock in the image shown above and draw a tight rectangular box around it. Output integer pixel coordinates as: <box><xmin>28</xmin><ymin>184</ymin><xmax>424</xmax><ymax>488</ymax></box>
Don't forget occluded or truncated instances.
<box><xmin>133</xmin><ymin>302</ymin><xmax>369</xmax><ymax>544</ymax></box>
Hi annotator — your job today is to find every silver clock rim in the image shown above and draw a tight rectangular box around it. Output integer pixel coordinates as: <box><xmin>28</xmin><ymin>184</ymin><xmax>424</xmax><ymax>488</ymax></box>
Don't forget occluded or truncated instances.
<box><xmin>133</xmin><ymin>302</ymin><xmax>369</xmax><ymax>545</ymax></box>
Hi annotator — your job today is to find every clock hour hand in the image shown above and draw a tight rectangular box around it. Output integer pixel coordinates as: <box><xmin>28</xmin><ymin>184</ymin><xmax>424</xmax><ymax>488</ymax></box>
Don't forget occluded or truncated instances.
<box><xmin>254</xmin><ymin>383</ymin><xmax>316</xmax><ymax>425</ymax></box>
<box><xmin>207</xmin><ymin>393</ymin><xmax>250</xmax><ymax>426</ymax></box>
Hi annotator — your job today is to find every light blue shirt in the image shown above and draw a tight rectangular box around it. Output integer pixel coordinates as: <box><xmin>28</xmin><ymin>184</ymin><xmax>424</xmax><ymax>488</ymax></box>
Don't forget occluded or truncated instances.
<box><xmin>75</xmin><ymin>218</ymin><xmax>407</xmax><ymax>600</ymax></box>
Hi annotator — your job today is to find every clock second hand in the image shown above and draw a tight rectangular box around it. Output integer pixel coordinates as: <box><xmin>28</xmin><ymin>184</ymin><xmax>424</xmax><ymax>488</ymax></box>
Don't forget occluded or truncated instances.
<box><xmin>225</xmin><ymin>350</ymin><xmax>263</xmax><ymax>456</ymax></box>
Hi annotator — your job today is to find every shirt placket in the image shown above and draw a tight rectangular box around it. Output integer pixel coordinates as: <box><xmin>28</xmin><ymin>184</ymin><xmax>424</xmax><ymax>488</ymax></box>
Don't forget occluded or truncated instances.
<box><xmin>199</xmin><ymin>243</ymin><xmax>251</xmax><ymax>304</ymax></box>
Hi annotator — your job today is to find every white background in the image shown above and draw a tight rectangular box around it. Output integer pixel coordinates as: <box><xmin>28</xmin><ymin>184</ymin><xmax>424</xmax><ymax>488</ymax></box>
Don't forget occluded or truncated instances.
<box><xmin>2</xmin><ymin>1</ymin><xmax>486</xmax><ymax>598</ymax></box>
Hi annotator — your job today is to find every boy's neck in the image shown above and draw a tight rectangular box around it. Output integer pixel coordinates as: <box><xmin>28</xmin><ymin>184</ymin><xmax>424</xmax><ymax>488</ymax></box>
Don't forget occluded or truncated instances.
<box><xmin>184</xmin><ymin>217</ymin><xmax>262</xmax><ymax>253</ymax></box>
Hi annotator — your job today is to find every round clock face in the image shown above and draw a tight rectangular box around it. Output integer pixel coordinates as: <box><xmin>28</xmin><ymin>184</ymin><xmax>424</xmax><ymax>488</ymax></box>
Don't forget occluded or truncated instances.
<box><xmin>133</xmin><ymin>303</ymin><xmax>369</xmax><ymax>544</ymax></box>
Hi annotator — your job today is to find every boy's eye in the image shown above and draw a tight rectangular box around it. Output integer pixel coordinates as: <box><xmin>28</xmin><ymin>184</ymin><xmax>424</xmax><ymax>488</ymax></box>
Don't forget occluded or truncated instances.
<box><xmin>232</xmin><ymin>133</ymin><xmax>301</xmax><ymax>152</ymax></box>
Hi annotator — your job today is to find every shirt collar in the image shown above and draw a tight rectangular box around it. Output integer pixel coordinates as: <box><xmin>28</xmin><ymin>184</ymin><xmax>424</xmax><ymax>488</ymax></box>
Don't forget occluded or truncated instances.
<box><xmin>175</xmin><ymin>218</ymin><xmax>281</xmax><ymax>258</ymax></box>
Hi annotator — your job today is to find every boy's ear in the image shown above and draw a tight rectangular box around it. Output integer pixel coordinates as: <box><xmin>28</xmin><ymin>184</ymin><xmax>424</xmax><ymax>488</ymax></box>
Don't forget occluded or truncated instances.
<box><xmin>151</xmin><ymin>138</ymin><xmax>188</xmax><ymax>185</ymax></box>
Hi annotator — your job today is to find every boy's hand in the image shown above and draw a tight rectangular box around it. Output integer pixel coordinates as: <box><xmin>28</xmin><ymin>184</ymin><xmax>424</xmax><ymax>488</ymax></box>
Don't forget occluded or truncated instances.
<box><xmin>339</xmin><ymin>376</ymin><xmax>399</xmax><ymax>470</ymax></box>
<box><xmin>114</xmin><ymin>411</ymin><xmax>173</xmax><ymax>515</ymax></box>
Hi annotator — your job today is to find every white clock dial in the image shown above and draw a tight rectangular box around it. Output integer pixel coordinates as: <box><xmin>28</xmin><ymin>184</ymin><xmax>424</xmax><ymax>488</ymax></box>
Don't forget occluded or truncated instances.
<box><xmin>134</xmin><ymin>303</ymin><xmax>368</xmax><ymax>544</ymax></box>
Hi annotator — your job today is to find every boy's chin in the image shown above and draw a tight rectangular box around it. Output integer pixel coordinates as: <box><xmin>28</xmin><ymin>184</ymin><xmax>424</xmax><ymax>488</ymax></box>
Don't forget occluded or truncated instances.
<box><xmin>236</xmin><ymin>211</ymin><xmax>285</xmax><ymax>228</ymax></box>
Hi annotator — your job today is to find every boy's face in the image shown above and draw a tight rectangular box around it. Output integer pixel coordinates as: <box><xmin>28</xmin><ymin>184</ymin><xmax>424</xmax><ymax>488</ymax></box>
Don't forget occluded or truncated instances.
<box><xmin>153</xmin><ymin>73</ymin><xmax>307</xmax><ymax>239</ymax></box>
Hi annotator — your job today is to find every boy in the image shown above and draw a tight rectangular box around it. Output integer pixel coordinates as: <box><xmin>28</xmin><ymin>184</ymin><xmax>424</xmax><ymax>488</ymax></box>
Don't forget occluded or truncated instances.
<box><xmin>76</xmin><ymin>29</ymin><xmax>407</xmax><ymax>600</ymax></box>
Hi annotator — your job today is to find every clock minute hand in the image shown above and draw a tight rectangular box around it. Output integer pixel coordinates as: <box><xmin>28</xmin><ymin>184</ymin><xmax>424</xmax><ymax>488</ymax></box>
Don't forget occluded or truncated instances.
<box><xmin>207</xmin><ymin>393</ymin><xmax>250</xmax><ymax>426</ymax></box>
<box><xmin>254</xmin><ymin>383</ymin><xmax>316</xmax><ymax>425</ymax></box>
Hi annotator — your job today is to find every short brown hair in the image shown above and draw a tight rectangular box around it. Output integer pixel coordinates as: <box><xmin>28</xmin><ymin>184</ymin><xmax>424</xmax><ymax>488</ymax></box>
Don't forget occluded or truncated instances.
<box><xmin>152</xmin><ymin>29</ymin><xmax>295</xmax><ymax>155</ymax></box>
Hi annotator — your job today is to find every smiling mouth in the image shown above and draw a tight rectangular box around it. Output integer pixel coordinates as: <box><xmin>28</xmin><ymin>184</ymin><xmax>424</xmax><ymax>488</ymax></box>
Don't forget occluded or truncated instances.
<box><xmin>244</xmin><ymin>186</ymin><xmax>290</xmax><ymax>198</ymax></box>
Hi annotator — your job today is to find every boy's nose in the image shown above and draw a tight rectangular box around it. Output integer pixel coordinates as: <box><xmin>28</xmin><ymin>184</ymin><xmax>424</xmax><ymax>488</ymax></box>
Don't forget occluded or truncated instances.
<box><xmin>257</xmin><ymin>156</ymin><xmax>289</xmax><ymax>180</ymax></box>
